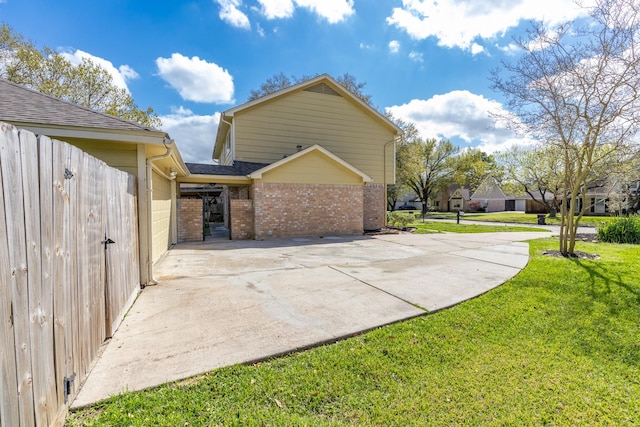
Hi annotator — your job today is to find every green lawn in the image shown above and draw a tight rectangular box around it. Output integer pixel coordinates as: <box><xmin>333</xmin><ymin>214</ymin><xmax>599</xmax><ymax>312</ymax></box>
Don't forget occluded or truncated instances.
<box><xmin>464</xmin><ymin>212</ymin><xmax>616</xmax><ymax>227</ymax></box>
<box><xmin>411</xmin><ymin>220</ymin><xmax>549</xmax><ymax>234</ymax></box>
<box><xmin>68</xmin><ymin>239</ymin><xmax>640</xmax><ymax>426</ymax></box>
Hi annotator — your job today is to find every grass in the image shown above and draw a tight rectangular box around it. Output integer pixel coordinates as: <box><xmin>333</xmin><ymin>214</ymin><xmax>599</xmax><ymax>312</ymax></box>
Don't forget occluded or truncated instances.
<box><xmin>68</xmin><ymin>239</ymin><xmax>640</xmax><ymax>426</ymax></box>
<box><xmin>410</xmin><ymin>220</ymin><xmax>548</xmax><ymax>234</ymax></box>
<box><xmin>463</xmin><ymin>212</ymin><xmax>617</xmax><ymax>227</ymax></box>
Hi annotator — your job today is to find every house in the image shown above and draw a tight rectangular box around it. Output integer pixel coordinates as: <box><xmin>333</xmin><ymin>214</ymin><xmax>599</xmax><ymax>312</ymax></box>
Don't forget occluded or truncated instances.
<box><xmin>0</xmin><ymin>78</ymin><xmax>188</xmax><ymax>286</ymax></box>
<box><xmin>469</xmin><ymin>176</ymin><xmax>508</xmax><ymax>212</ymax></box>
<box><xmin>448</xmin><ymin>187</ymin><xmax>470</xmax><ymax>212</ymax></box>
<box><xmin>189</xmin><ymin>74</ymin><xmax>403</xmax><ymax>239</ymax></box>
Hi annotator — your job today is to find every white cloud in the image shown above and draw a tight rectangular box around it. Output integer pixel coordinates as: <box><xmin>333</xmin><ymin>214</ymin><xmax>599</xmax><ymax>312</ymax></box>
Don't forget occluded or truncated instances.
<box><xmin>160</xmin><ymin>107</ymin><xmax>220</xmax><ymax>164</ymax></box>
<box><xmin>497</xmin><ymin>42</ymin><xmax>520</xmax><ymax>55</ymax></box>
<box><xmin>387</xmin><ymin>0</ymin><xmax>595</xmax><ymax>51</ymax></box>
<box><xmin>386</xmin><ymin>90</ymin><xmax>530</xmax><ymax>153</ymax></box>
<box><xmin>156</xmin><ymin>53</ymin><xmax>234</xmax><ymax>104</ymax></box>
<box><xmin>359</xmin><ymin>42</ymin><xmax>373</xmax><ymax>50</ymax></box>
<box><xmin>257</xmin><ymin>0</ymin><xmax>294</xmax><ymax>19</ymax></box>
<box><xmin>408</xmin><ymin>51</ymin><xmax>423</xmax><ymax>62</ymax></box>
<box><xmin>389</xmin><ymin>40</ymin><xmax>400</xmax><ymax>53</ymax></box>
<box><xmin>470</xmin><ymin>42</ymin><xmax>485</xmax><ymax>55</ymax></box>
<box><xmin>215</xmin><ymin>0</ymin><xmax>250</xmax><ymax>29</ymax></box>
<box><xmin>293</xmin><ymin>0</ymin><xmax>354</xmax><ymax>23</ymax></box>
<box><xmin>229</xmin><ymin>0</ymin><xmax>354</xmax><ymax>27</ymax></box>
<box><xmin>60</xmin><ymin>50</ymin><xmax>138</xmax><ymax>91</ymax></box>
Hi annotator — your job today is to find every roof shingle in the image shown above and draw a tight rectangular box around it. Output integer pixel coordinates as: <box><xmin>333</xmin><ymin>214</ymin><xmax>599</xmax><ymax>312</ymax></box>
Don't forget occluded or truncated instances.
<box><xmin>186</xmin><ymin>161</ymin><xmax>269</xmax><ymax>176</ymax></box>
<box><xmin>0</xmin><ymin>78</ymin><xmax>160</xmax><ymax>133</ymax></box>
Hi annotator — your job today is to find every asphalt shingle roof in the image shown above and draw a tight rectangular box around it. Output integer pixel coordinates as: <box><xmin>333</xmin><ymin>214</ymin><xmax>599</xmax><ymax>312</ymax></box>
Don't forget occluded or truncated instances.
<box><xmin>0</xmin><ymin>78</ymin><xmax>160</xmax><ymax>133</ymax></box>
<box><xmin>186</xmin><ymin>161</ymin><xmax>269</xmax><ymax>176</ymax></box>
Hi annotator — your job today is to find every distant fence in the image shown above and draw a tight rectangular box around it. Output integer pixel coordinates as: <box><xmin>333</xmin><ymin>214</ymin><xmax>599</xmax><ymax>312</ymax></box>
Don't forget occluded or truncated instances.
<box><xmin>0</xmin><ymin>122</ymin><xmax>140</xmax><ymax>427</ymax></box>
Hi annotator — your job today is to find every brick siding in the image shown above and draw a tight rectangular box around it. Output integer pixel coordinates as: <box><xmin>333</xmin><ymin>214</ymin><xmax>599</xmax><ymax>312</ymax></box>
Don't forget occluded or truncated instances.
<box><xmin>363</xmin><ymin>184</ymin><xmax>385</xmax><ymax>230</ymax></box>
<box><xmin>252</xmin><ymin>182</ymin><xmax>363</xmax><ymax>239</ymax></box>
<box><xmin>178</xmin><ymin>197</ymin><xmax>203</xmax><ymax>242</ymax></box>
<box><xmin>230</xmin><ymin>199</ymin><xmax>254</xmax><ymax>240</ymax></box>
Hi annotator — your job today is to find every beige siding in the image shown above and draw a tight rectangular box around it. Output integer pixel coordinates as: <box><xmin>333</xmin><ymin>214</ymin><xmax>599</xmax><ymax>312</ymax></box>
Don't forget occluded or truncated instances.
<box><xmin>62</xmin><ymin>138</ymin><xmax>138</xmax><ymax>175</ymax></box>
<box><xmin>221</xmin><ymin>132</ymin><xmax>234</xmax><ymax>166</ymax></box>
<box><xmin>151</xmin><ymin>171</ymin><xmax>172</xmax><ymax>263</ymax></box>
<box><xmin>260</xmin><ymin>150</ymin><xmax>364</xmax><ymax>185</ymax></box>
<box><xmin>234</xmin><ymin>90</ymin><xmax>396</xmax><ymax>183</ymax></box>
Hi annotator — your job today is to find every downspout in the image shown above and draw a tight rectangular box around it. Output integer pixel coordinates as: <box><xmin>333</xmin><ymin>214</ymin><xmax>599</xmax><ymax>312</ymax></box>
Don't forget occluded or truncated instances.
<box><xmin>145</xmin><ymin>138</ymin><xmax>174</xmax><ymax>286</ymax></box>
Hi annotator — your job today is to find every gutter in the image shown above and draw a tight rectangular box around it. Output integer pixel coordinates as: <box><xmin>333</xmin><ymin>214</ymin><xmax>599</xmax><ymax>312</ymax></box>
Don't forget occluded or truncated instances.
<box><xmin>144</xmin><ymin>137</ymin><xmax>175</xmax><ymax>286</ymax></box>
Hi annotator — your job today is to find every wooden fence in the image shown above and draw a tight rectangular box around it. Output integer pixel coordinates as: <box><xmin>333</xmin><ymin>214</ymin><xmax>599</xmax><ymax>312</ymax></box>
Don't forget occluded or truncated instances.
<box><xmin>0</xmin><ymin>123</ymin><xmax>140</xmax><ymax>427</ymax></box>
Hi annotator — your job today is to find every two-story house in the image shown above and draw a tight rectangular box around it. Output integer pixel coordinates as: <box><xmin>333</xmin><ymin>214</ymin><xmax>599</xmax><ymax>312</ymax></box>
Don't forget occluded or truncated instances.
<box><xmin>189</xmin><ymin>74</ymin><xmax>402</xmax><ymax>239</ymax></box>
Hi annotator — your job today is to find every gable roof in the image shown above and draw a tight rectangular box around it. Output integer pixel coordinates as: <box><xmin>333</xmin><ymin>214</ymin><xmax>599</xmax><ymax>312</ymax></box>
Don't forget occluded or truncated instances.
<box><xmin>470</xmin><ymin>177</ymin><xmax>507</xmax><ymax>200</ymax></box>
<box><xmin>0</xmin><ymin>78</ymin><xmax>167</xmax><ymax>143</ymax></box>
<box><xmin>248</xmin><ymin>144</ymin><xmax>372</xmax><ymax>182</ymax></box>
<box><xmin>213</xmin><ymin>74</ymin><xmax>403</xmax><ymax>160</ymax></box>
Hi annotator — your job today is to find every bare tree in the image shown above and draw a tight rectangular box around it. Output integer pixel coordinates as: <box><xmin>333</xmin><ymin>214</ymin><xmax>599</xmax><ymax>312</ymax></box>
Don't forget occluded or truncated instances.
<box><xmin>491</xmin><ymin>0</ymin><xmax>640</xmax><ymax>255</ymax></box>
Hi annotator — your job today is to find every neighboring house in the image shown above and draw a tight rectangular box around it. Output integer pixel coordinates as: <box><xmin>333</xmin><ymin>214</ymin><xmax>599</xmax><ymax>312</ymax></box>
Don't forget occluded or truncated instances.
<box><xmin>193</xmin><ymin>74</ymin><xmax>403</xmax><ymax>239</ymax></box>
<box><xmin>0</xmin><ymin>78</ymin><xmax>189</xmax><ymax>286</ymax></box>
<box><xmin>432</xmin><ymin>185</ymin><xmax>471</xmax><ymax>212</ymax></box>
<box><xmin>470</xmin><ymin>176</ymin><xmax>508</xmax><ymax>213</ymax></box>
<box><xmin>448</xmin><ymin>187</ymin><xmax>470</xmax><ymax>212</ymax></box>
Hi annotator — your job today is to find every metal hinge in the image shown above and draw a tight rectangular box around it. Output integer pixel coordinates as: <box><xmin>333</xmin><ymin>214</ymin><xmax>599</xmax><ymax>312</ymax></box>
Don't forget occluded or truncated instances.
<box><xmin>63</xmin><ymin>373</ymin><xmax>76</xmax><ymax>403</ymax></box>
<box><xmin>101</xmin><ymin>234</ymin><xmax>115</xmax><ymax>250</ymax></box>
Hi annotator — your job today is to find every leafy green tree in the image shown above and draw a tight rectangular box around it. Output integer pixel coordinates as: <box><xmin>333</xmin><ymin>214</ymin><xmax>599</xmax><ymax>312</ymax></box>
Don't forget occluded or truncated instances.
<box><xmin>490</xmin><ymin>0</ymin><xmax>640</xmax><ymax>255</ymax></box>
<box><xmin>386</xmin><ymin>183</ymin><xmax>407</xmax><ymax>211</ymax></box>
<box><xmin>499</xmin><ymin>145</ymin><xmax>564</xmax><ymax>216</ymax></box>
<box><xmin>0</xmin><ymin>23</ymin><xmax>160</xmax><ymax>128</ymax></box>
<box><xmin>396</xmin><ymin>138</ymin><xmax>457</xmax><ymax>214</ymax></box>
<box><xmin>450</xmin><ymin>149</ymin><xmax>502</xmax><ymax>194</ymax></box>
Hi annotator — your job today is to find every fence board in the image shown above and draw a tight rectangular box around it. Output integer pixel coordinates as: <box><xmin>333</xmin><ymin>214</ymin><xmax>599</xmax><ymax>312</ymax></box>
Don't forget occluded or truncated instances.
<box><xmin>20</xmin><ymin>129</ymin><xmax>57</xmax><ymax>427</ymax></box>
<box><xmin>75</xmin><ymin>150</ymin><xmax>90</xmax><ymax>383</ymax></box>
<box><xmin>0</xmin><ymin>124</ymin><xmax>36</xmax><ymax>427</ymax></box>
<box><xmin>52</xmin><ymin>139</ymin><xmax>73</xmax><ymax>413</ymax></box>
<box><xmin>68</xmin><ymin>145</ymin><xmax>82</xmax><ymax>398</ymax></box>
<box><xmin>37</xmin><ymin>134</ymin><xmax>58</xmax><ymax>425</ymax></box>
<box><xmin>0</xmin><ymin>123</ymin><xmax>20</xmax><ymax>427</ymax></box>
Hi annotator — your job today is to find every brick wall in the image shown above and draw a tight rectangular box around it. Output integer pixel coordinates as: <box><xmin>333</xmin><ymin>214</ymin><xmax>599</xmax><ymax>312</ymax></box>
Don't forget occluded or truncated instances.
<box><xmin>252</xmin><ymin>182</ymin><xmax>363</xmax><ymax>239</ymax></box>
<box><xmin>178</xmin><ymin>197</ymin><xmax>203</xmax><ymax>242</ymax></box>
<box><xmin>363</xmin><ymin>183</ymin><xmax>385</xmax><ymax>230</ymax></box>
<box><xmin>230</xmin><ymin>199</ymin><xmax>254</xmax><ymax>240</ymax></box>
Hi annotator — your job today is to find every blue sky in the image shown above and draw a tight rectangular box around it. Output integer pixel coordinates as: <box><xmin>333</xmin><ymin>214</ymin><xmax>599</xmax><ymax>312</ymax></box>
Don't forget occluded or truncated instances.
<box><xmin>1</xmin><ymin>0</ymin><xmax>595</xmax><ymax>163</ymax></box>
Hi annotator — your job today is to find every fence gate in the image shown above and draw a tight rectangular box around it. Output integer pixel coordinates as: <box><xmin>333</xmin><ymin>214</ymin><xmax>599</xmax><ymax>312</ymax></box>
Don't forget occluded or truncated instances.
<box><xmin>0</xmin><ymin>123</ymin><xmax>140</xmax><ymax>427</ymax></box>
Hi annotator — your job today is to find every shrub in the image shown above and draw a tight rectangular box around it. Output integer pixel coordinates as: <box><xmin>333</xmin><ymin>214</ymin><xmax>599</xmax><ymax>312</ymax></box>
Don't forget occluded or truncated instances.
<box><xmin>596</xmin><ymin>215</ymin><xmax>640</xmax><ymax>244</ymax></box>
<box><xmin>386</xmin><ymin>211</ymin><xmax>415</xmax><ymax>229</ymax></box>
<box><xmin>467</xmin><ymin>200</ymin><xmax>483</xmax><ymax>212</ymax></box>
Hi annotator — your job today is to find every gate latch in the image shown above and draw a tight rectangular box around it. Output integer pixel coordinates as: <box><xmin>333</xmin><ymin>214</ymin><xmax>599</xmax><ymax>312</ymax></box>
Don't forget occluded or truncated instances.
<box><xmin>101</xmin><ymin>234</ymin><xmax>115</xmax><ymax>250</ymax></box>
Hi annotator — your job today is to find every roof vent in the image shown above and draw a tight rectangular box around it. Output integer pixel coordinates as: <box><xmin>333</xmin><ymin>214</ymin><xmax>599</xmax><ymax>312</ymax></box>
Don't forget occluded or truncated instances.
<box><xmin>304</xmin><ymin>83</ymin><xmax>342</xmax><ymax>97</ymax></box>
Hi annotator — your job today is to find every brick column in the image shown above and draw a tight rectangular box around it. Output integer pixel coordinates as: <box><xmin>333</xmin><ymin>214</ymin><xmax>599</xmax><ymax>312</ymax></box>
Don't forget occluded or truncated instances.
<box><xmin>363</xmin><ymin>184</ymin><xmax>385</xmax><ymax>230</ymax></box>
<box><xmin>178</xmin><ymin>197</ymin><xmax>203</xmax><ymax>242</ymax></box>
<box><xmin>230</xmin><ymin>199</ymin><xmax>254</xmax><ymax>240</ymax></box>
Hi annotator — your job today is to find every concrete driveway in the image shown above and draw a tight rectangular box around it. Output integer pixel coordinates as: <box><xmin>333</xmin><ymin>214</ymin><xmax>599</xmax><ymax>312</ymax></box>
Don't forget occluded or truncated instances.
<box><xmin>72</xmin><ymin>230</ymin><xmax>546</xmax><ymax>407</ymax></box>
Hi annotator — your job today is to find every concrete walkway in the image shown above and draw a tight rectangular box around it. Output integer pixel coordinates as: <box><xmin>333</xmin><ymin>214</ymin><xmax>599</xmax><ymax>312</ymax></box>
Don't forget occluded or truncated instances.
<box><xmin>72</xmin><ymin>231</ymin><xmax>548</xmax><ymax>408</ymax></box>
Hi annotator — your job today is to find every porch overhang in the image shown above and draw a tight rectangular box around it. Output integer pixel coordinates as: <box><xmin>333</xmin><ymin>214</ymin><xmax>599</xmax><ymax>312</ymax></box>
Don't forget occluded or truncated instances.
<box><xmin>179</xmin><ymin>174</ymin><xmax>252</xmax><ymax>186</ymax></box>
